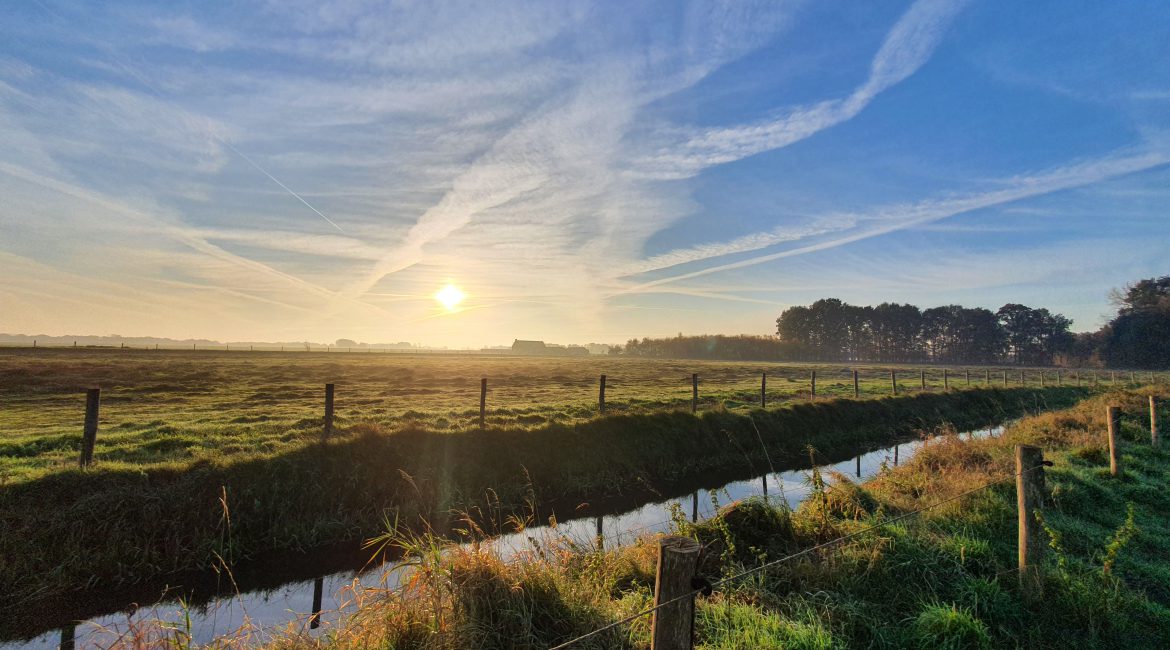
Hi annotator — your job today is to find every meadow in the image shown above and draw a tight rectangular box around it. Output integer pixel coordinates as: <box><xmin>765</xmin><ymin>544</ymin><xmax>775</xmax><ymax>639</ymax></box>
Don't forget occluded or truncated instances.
<box><xmin>0</xmin><ymin>347</ymin><xmax>1098</xmax><ymax>617</ymax></box>
<box><xmin>0</xmin><ymin>348</ymin><xmax>1118</xmax><ymax>483</ymax></box>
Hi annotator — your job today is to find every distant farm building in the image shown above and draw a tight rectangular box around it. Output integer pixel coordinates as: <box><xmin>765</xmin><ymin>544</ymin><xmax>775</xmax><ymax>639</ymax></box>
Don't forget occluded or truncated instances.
<box><xmin>511</xmin><ymin>339</ymin><xmax>589</xmax><ymax>357</ymax></box>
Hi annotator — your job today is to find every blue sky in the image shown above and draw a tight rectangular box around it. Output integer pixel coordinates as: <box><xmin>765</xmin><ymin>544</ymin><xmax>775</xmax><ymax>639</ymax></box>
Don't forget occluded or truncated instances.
<box><xmin>1</xmin><ymin>0</ymin><xmax>1168</xmax><ymax>346</ymax></box>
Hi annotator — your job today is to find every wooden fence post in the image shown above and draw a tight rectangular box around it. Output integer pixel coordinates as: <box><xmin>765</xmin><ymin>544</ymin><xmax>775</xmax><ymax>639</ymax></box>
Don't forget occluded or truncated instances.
<box><xmin>1057</xmin><ymin>370</ymin><xmax>1062</xmax><ymax>385</ymax></box>
<box><xmin>596</xmin><ymin>517</ymin><xmax>604</xmax><ymax>549</ymax></box>
<box><xmin>985</xmin><ymin>369</ymin><xmax>990</xmax><ymax>384</ymax></box>
<box><xmin>944</xmin><ymin>369</ymin><xmax>949</xmax><ymax>391</ymax></box>
<box><xmin>891</xmin><ymin>370</ymin><xmax>897</xmax><ymax>396</ymax></box>
<box><xmin>692</xmin><ymin>373</ymin><xmax>698</xmax><ymax>413</ymax></box>
<box><xmin>1107</xmin><ymin>405</ymin><xmax>1121</xmax><ymax>477</ymax></box>
<box><xmin>1003</xmin><ymin>370</ymin><xmax>1008</xmax><ymax>387</ymax></box>
<box><xmin>1020</xmin><ymin>370</ymin><xmax>1025</xmax><ymax>385</ymax></box>
<box><xmin>323</xmin><ymin>383</ymin><xmax>335</xmax><ymax>439</ymax></box>
<box><xmin>853</xmin><ymin>370</ymin><xmax>860</xmax><ymax>398</ymax></box>
<box><xmin>651</xmin><ymin>536</ymin><xmax>701</xmax><ymax>650</ymax></box>
<box><xmin>1040</xmin><ymin>372</ymin><xmax>1045</xmax><ymax>387</ymax></box>
<box><xmin>811</xmin><ymin>370</ymin><xmax>817</xmax><ymax>397</ymax></box>
<box><xmin>965</xmin><ymin>369</ymin><xmax>970</xmax><ymax>386</ymax></box>
<box><xmin>760</xmin><ymin>372</ymin><xmax>766</xmax><ymax>408</ymax></box>
<box><xmin>692</xmin><ymin>491</ymin><xmax>699</xmax><ymax>523</ymax></box>
<box><xmin>599</xmin><ymin>374</ymin><xmax>607</xmax><ymax>414</ymax></box>
<box><xmin>80</xmin><ymin>388</ymin><xmax>100</xmax><ymax>467</ymax></box>
<box><xmin>920</xmin><ymin>370</ymin><xmax>926</xmax><ymax>391</ymax></box>
<box><xmin>1016</xmin><ymin>445</ymin><xmax>1046</xmax><ymax>597</ymax></box>
<box><xmin>480</xmin><ymin>378</ymin><xmax>488</xmax><ymax>428</ymax></box>
<box><xmin>1150</xmin><ymin>396</ymin><xmax>1159</xmax><ymax>448</ymax></box>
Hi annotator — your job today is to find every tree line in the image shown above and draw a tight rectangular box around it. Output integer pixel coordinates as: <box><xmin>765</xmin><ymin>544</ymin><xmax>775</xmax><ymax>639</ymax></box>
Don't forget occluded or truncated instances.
<box><xmin>612</xmin><ymin>276</ymin><xmax>1170</xmax><ymax>369</ymax></box>
<box><xmin>774</xmin><ymin>300</ymin><xmax>1073</xmax><ymax>365</ymax></box>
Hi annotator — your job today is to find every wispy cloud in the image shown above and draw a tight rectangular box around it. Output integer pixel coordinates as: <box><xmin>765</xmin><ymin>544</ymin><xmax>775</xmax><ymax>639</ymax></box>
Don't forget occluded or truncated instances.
<box><xmin>616</xmin><ymin>149</ymin><xmax>1170</xmax><ymax>294</ymax></box>
<box><xmin>629</xmin><ymin>0</ymin><xmax>972</xmax><ymax>179</ymax></box>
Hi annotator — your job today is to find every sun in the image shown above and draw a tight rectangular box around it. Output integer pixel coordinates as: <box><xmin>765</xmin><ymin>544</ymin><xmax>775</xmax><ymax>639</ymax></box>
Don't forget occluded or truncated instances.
<box><xmin>434</xmin><ymin>284</ymin><xmax>466</xmax><ymax>311</ymax></box>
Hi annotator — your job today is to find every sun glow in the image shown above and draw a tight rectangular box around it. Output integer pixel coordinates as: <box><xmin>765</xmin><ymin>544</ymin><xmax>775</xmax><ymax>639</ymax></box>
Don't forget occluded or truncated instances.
<box><xmin>434</xmin><ymin>284</ymin><xmax>466</xmax><ymax>311</ymax></box>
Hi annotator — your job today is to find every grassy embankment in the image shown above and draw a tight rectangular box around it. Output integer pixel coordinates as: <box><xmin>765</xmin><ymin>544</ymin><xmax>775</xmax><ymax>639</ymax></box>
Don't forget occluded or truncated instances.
<box><xmin>0</xmin><ymin>349</ymin><xmax>1086</xmax><ymax>609</ymax></box>
<box><xmin>238</xmin><ymin>388</ymin><xmax>1168</xmax><ymax>649</ymax></box>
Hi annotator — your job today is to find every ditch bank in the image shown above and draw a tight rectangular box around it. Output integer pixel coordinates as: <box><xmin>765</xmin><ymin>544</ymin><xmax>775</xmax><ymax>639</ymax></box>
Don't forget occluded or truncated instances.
<box><xmin>0</xmin><ymin>387</ymin><xmax>1088</xmax><ymax>608</ymax></box>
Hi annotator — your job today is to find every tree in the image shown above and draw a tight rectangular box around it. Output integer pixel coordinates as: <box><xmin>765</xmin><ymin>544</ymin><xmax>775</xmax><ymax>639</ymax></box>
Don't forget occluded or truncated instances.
<box><xmin>997</xmin><ymin>304</ymin><xmax>1073</xmax><ymax>366</ymax></box>
<box><xmin>1101</xmin><ymin>276</ymin><xmax>1170</xmax><ymax>368</ymax></box>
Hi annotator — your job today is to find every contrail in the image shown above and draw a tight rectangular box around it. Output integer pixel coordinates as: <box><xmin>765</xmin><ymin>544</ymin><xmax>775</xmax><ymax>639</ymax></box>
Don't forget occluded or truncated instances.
<box><xmin>221</xmin><ymin>141</ymin><xmax>346</xmax><ymax>233</ymax></box>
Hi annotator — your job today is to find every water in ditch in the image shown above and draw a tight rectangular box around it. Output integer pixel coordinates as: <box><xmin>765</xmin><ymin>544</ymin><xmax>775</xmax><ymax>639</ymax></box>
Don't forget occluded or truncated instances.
<box><xmin>4</xmin><ymin>425</ymin><xmax>1003</xmax><ymax>649</ymax></box>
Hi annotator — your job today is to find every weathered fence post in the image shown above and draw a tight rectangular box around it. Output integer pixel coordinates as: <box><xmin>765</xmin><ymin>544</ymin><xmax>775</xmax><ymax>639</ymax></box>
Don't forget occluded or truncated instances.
<box><xmin>1150</xmin><ymin>396</ymin><xmax>1159</xmax><ymax>448</ymax></box>
<box><xmin>599</xmin><ymin>374</ymin><xmax>607</xmax><ymax>414</ymax></box>
<box><xmin>985</xmin><ymin>369</ymin><xmax>990</xmax><ymax>384</ymax></box>
<box><xmin>691</xmin><ymin>373</ymin><xmax>698</xmax><ymax>413</ymax></box>
<box><xmin>651</xmin><ymin>536</ymin><xmax>702</xmax><ymax>650</ymax></box>
<box><xmin>1057</xmin><ymin>370</ymin><xmax>1062</xmax><ymax>385</ymax></box>
<box><xmin>310</xmin><ymin>576</ymin><xmax>324</xmax><ymax>629</ymax></box>
<box><xmin>596</xmin><ymin>516</ymin><xmax>604</xmax><ymax>549</ymax></box>
<box><xmin>856</xmin><ymin>454</ymin><xmax>861</xmax><ymax>478</ymax></box>
<box><xmin>1020</xmin><ymin>370</ymin><xmax>1025</xmax><ymax>385</ymax></box>
<box><xmin>944</xmin><ymin>369</ymin><xmax>949</xmax><ymax>391</ymax></box>
<box><xmin>1040</xmin><ymin>372</ymin><xmax>1045</xmax><ymax>387</ymax></box>
<box><xmin>1016</xmin><ymin>444</ymin><xmax>1046</xmax><ymax>597</ymax></box>
<box><xmin>920</xmin><ymin>370</ymin><xmax>926</xmax><ymax>391</ymax></box>
<box><xmin>1111</xmin><ymin>371</ymin><xmax>1116</xmax><ymax>385</ymax></box>
<box><xmin>323</xmin><ymin>383</ymin><xmax>335</xmax><ymax>439</ymax></box>
<box><xmin>480</xmin><ymin>378</ymin><xmax>488</xmax><ymax>428</ymax></box>
<box><xmin>853</xmin><ymin>370</ymin><xmax>860</xmax><ymax>398</ymax></box>
<box><xmin>79</xmin><ymin>388</ymin><xmax>100</xmax><ymax>467</ymax></box>
<box><xmin>893</xmin><ymin>444</ymin><xmax>899</xmax><ymax>465</ymax></box>
<box><xmin>811</xmin><ymin>370</ymin><xmax>817</xmax><ymax>397</ymax></box>
<box><xmin>1003</xmin><ymin>371</ymin><xmax>1008</xmax><ymax>387</ymax></box>
<box><xmin>692</xmin><ymin>491</ymin><xmax>699</xmax><ymax>523</ymax></box>
<box><xmin>1130</xmin><ymin>371</ymin><xmax>1135</xmax><ymax>385</ymax></box>
<box><xmin>965</xmin><ymin>369</ymin><xmax>970</xmax><ymax>386</ymax></box>
<box><xmin>761</xmin><ymin>372</ymin><xmax>766</xmax><ymax>408</ymax></box>
<box><xmin>1107</xmin><ymin>405</ymin><xmax>1121</xmax><ymax>477</ymax></box>
<box><xmin>891</xmin><ymin>370</ymin><xmax>897</xmax><ymax>396</ymax></box>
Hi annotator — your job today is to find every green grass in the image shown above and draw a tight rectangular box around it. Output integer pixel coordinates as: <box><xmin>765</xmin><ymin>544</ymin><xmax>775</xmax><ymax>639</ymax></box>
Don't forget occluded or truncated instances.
<box><xmin>0</xmin><ymin>348</ymin><xmax>1113</xmax><ymax>482</ymax></box>
<box><xmin>224</xmin><ymin>388</ymin><xmax>1170</xmax><ymax>649</ymax></box>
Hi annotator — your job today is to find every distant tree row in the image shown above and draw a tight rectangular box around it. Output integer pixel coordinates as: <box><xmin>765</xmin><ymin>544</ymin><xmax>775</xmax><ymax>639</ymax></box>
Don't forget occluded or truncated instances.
<box><xmin>616</xmin><ymin>334</ymin><xmax>805</xmax><ymax>361</ymax></box>
<box><xmin>774</xmin><ymin>299</ymin><xmax>1073</xmax><ymax>365</ymax></box>
<box><xmin>772</xmin><ymin>277</ymin><xmax>1170</xmax><ymax>368</ymax></box>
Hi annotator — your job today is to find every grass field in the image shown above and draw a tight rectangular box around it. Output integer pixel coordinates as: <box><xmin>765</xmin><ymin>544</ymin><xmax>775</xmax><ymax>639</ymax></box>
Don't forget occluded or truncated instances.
<box><xmin>0</xmin><ymin>348</ymin><xmax>1126</xmax><ymax>483</ymax></box>
<box><xmin>0</xmin><ymin>346</ymin><xmax>1097</xmax><ymax>609</ymax></box>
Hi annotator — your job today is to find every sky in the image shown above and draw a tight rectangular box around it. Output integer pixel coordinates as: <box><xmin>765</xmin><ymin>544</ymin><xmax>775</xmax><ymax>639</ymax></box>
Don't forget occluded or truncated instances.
<box><xmin>1</xmin><ymin>0</ymin><xmax>1168</xmax><ymax>347</ymax></box>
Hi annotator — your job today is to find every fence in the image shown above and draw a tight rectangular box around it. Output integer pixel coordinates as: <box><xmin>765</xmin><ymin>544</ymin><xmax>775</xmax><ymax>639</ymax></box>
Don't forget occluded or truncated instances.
<box><xmin>550</xmin><ymin>398</ymin><xmax>1162</xmax><ymax>649</ymax></box>
<box><xmin>66</xmin><ymin>365</ymin><xmax>1164</xmax><ymax>468</ymax></box>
